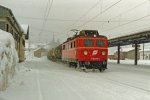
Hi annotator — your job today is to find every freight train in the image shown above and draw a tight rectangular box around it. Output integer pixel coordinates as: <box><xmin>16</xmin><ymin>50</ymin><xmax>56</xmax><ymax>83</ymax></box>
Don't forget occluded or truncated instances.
<box><xmin>47</xmin><ymin>30</ymin><xmax>108</xmax><ymax>71</ymax></box>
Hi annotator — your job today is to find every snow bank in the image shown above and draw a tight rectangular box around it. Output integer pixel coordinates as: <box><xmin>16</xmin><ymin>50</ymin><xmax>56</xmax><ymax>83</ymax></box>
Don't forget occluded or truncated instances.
<box><xmin>108</xmin><ymin>59</ymin><xmax>150</xmax><ymax>66</ymax></box>
<box><xmin>0</xmin><ymin>29</ymin><xmax>18</xmax><ymax>91</ymax></box>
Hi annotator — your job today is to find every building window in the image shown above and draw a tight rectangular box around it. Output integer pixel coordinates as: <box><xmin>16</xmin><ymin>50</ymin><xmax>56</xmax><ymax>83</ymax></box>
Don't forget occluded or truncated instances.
<box><xmin>68</xmin><ymin>43</ymin><xmax>70</xmax><ymax>49</ymax></box>
<box><xmin>6</xmin><ymin>24</ymin><xmax>9</xmax><ymax>32</ymax></box>
<box><xmin>22</xmin><ymin>40</ymin><xmax>25</xmax><ymax>47</ymax></box>
<box><xmin>74</xmin><ymin>41</ymin><xmax>76</xmax><ymax>48</ymax></box>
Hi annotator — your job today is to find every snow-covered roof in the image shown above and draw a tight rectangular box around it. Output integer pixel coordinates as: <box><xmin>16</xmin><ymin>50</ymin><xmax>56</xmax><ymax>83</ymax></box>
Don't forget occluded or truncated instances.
<box><xmin>139</xmin><ymin>49</ymin><xmax>150</xmax><ymax>52</ymax></box>
<box><xmin>113</xmin><ymin>48</ymin><xmax>135</xmax><ymax>53</ymax></box>
<box><xmin>0</xmin><ymin>5</ymin><xmax>23</xmax><ymax>33</ymax></box>
<box><xmin>122</xmin><ymin>48</ymin><xmax>134</xmax><ymax>52</ymax></box>
<box><xmin>21</xmin><ymin>24</ymin><xmax>29</xmax><ymax>35</ymax></box>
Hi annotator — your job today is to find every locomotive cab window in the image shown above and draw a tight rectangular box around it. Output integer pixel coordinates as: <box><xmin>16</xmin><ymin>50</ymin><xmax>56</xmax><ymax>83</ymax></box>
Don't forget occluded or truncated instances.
<box><xmin>96</xmin><ymin>40</ymin><xmax>105</xmax><ymax>47</ymax></box>
<box><xmin>84</xmin><ymin>40</ymin><xmax>94</xmax><ymax>47</ymax></box>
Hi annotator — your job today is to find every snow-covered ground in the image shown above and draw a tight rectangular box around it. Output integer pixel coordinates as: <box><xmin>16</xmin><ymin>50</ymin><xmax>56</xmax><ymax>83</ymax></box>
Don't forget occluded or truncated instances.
<box><xmin>109</xmin><ymin>59</ymin><xmax>150</xmax><ymax>66</ymax></box>
<box><xmin>0</xmin><ymin>56</ymin><xmax>150</xmax><ymax>100</ymax></box>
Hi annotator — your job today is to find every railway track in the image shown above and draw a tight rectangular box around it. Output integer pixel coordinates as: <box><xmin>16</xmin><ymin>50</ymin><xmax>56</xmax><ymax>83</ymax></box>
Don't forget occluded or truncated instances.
<box><xmin>103</xmin><ymin>77</ymin><xmax>150</xmax><ymax>93</ymax></box>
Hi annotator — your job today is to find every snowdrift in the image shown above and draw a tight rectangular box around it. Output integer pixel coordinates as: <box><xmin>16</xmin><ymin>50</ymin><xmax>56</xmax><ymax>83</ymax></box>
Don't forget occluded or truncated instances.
<box><xmin>0</xmin><ymin>29</ymin><xmax>18</xmax><ymax>91</ymax></box>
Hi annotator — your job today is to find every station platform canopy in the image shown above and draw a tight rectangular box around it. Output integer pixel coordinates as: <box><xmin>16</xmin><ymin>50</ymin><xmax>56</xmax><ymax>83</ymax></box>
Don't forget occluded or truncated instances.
<box><xmin>109</xmin><ymin>30</ymin><xmax>150</xmax><ymax>47</ymax></box>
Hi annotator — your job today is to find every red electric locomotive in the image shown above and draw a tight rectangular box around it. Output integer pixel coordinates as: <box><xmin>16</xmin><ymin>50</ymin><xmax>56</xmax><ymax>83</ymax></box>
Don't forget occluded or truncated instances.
<box><xmin>62</xmin><ymin>30</ymin><xmax>108</xmax><ymax>71</ymax></box>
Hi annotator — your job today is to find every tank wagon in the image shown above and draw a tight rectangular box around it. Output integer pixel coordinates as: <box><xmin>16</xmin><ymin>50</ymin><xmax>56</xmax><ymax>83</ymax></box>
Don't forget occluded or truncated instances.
<box><xmin>47</xmin><ymin>44</ymin><xmax>62</xmax><ymax>61</ymax></box>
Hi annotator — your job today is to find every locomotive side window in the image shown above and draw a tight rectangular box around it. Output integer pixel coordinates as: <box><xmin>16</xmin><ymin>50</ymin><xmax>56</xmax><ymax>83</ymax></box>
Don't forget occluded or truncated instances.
<box><xmin>67</xmin><ymin>43</ymin><xmax>69</xmax><ymax>49</ymax></box>
<box><xmin>84</xmin><ymin>40</ymin><xmax>94</xmax><ymax>47</ymax></box>
<box><xmin>71</xmin><ymin>42</ymin><xmax>73</xmax><ymax>48</ymax></box>
<box><xmin>96</xmin><ymin>40</ymin><xmax>105</xmax><ymax>47</ymax></box>
<box><xmin>74</xmin><ymin>41</ymin><xmax>75</xmax><ymax>48</ymax></box>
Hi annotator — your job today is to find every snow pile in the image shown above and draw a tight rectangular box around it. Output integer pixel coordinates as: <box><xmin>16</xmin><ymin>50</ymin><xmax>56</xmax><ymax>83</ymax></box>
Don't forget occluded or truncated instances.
<box><xmin>108</xmin><ymin>59</ymin><xmax>150</xmax><ymax>66</ymax></box>
<box><xmin>0</xmin><ymin>29</ymin><xmax>18</xmax><ymax>91</ymax></box>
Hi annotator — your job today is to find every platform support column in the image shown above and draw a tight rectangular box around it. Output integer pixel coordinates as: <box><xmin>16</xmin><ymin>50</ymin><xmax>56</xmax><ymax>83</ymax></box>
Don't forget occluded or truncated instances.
<box><xmin>134</xmin><ymin>43</ymin><xmax>138</xmax><ymax>65</ymax></box>
<box><xmin>143</xmin><ymin>43</ymin><xmax>145</xmax><ymax>60</ymax></box>
<box><xmin>117</xmin><ymin>44</ymin><xmax>120</xmax><ymax>64</ymax></box>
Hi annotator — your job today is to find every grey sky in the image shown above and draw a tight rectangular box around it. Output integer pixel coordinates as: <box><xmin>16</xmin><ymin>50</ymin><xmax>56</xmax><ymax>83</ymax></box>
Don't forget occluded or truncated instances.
<box><xmin>1</xmin><ymin>0</ymin><xmax>150</xmax><ymax>45</ymax></box>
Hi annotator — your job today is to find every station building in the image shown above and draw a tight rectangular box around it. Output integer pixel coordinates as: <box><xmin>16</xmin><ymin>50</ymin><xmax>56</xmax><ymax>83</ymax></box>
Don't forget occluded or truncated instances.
<box><xmin>0</xmin><ymin>5</ymin><xmax>29</xmax><ymax>62</ymax></box>
<box><xmin>139</xmin><ymin>49</ymin><xmax>150</xmax><ymax>60</ymax></box>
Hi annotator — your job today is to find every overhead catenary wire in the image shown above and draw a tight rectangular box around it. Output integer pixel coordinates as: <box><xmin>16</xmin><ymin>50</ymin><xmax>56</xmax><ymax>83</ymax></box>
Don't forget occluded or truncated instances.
<box><xmin>54</xmin><ymin>0</ymin><xmax>122</xmax><ymax>41</ymax></box>
<box><xmin>40</xmin><ymin>0</ymin><xmax>51</xmax><ymax>33</ymax></box>
<box><xmin>17</xmin><ymin>16</ymin><xmax>150</xmax><ymax>22</ymax></box>
<box><xmin>66</xmin><ymin>0</ymin><xmax>102</xmax><ymax>31</ymax></box>
<box><xmin>38</xmin><ymin>0</ymin><xmax>51</xmax><ymax>42</ymax></box>
<box><xmin>100</xmin><ymin>1</ymin><xmax>147</xmax><ymax>28</ymax></box>
<box><xmin>16</xmin><ymin>1</ymin><xmax>148</xmax><ymax>23</ymax></box>
<box><xmin>76</xmin><ymin>0</ymin><xmax>123</xmax><ymax>29</ymax></box>
<box><xmin>107</xmin><ymin>22</ymin><xmax>150</xmax><ymax>38</ymax></box>
<box><xmin>40</xmin><ymin>0</ymin><xmax>54</xmax><ymax>34</ymax></box>
<box><xmin>107</xmin><ymin>18</ymin><xmax>150</xmax><ymax>34</ymax></box>
<box><xmin>108</xmin><ymin>26</ymin><xmax>150</xmax><ymax>39</ymax></box>
<box><xmin>31</xmin><ymin>26</ymin><xmax>62</xmax><ymax>34</ymax></box>
<box><xmin>101</xmin><ymin>14</ymin><xmax>150</xmax><ymax>33</ymax></box>
<box><xmin>24</xmin><ymin>0</ymin><xmax>150</xmax><ymax>43</ymax></box>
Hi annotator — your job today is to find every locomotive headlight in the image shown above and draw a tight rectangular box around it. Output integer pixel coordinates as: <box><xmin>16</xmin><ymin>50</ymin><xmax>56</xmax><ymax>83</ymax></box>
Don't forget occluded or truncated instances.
<box><xmin>102</xmin><ymin>51</ymin><xmax>106</xmax><ymax>56</ymax></box>
<box><xmin>83</xmin><ymin>51</ymin><xmax>88</xmax><ymax>55</ymax></box>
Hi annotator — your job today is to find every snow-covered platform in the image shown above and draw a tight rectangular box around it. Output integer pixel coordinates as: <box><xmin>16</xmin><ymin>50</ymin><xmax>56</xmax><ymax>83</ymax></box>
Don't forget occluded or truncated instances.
<box><xmin>0</xmin><ymin>57</ymin><xmax>150</xmax><ymax>100</ymax></box>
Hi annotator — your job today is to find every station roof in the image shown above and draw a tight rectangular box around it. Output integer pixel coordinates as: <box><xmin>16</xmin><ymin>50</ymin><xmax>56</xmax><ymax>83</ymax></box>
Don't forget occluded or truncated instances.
<box><xmin>109</xmin><ymin>30</ymin><xmax>150</xmax><ymax>47</ymax></box>
<box><xmin>0</xmin><ymin>5</ymin><xmax>23</xmax><ymax>34</ymax></box>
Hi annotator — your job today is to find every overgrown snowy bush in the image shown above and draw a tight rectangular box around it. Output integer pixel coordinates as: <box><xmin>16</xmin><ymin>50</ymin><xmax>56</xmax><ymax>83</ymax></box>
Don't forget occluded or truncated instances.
<box><xmin>0</xmin><ymin>29</ymin><xmax>18</xmax><ymax>91</ymax></box>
